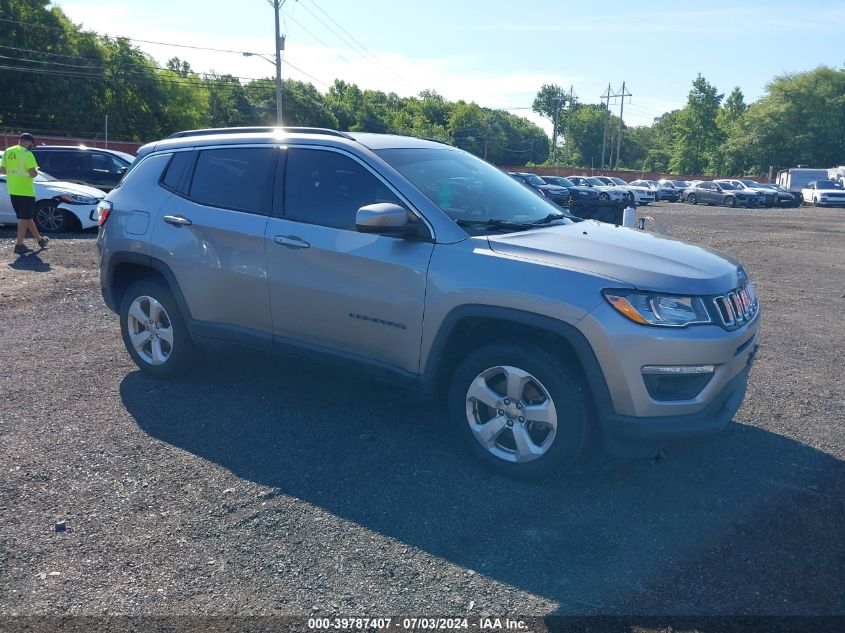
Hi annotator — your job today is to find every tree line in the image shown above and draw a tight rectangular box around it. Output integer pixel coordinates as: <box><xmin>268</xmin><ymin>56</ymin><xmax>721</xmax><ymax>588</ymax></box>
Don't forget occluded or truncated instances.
<box><xmin>2</xmin><ymin>1</ymin><xmax>842</xmax><ymax>175</ymax></box>
<box><xmin>536</xmin><ymin>67</ymin><xmax>845</xmax><ymax>176</ymax></box>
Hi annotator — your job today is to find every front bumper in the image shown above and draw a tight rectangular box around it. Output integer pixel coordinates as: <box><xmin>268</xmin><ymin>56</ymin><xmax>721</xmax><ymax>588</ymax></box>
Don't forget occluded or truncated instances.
<box><xmin>576</xmin><ymin>300</ymin><xmax>759</xmax><ymax>454</ymax></box>
<box><xmin>54</xmin><ymin>202</ymin><xmax>100</xmax><ymax>230</ymax></box>
<box><xmin>603</xmin><ymin>350</ymin><xmax>754</xmax><ymax>441</ymax></box>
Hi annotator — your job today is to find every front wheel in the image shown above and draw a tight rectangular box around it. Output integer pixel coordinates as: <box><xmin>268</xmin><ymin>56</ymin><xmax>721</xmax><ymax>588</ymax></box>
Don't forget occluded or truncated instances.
<box><xmin>119</xmin><ymin>279</ymin><xmax>196</xmax><ymax>379</ymax></box>
<box><xmin>35</xmin><ymin>200</ymin><xmax>78</xmax><ymax>232</ymax></box>
<box><xmin>598</xmin><ymin>192</ymin><xmax>610</xmax><ymax>202</ymax></box>
<box><xmin>687</xmin><ymin>194</ymin><xmax>697</xmax><ymax>205</ymax></box>
<box><xmin>448</xmin><ymin>344</ymin><xmax>592</xmax><ymax>480</ymax></box>
<box><xmin>724</xmin><ymin>196</ymin><xmax>736</xmax><ymax>208</ymax></box>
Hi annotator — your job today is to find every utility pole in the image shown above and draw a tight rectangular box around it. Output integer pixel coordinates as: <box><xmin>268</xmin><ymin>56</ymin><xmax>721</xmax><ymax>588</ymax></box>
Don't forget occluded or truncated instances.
<box><xmin>272</xmin><ymin>0</ymin><xmax>285</xmax><ymax>126</ymax></box>
<box><xmin>600</xmin><ymin>83</ymin><xmax>612</xmax><ymax>170</ymax></box>
<box><xmin>104</xmin><ymin>115</ymin><xmax>108</xmax><ymax>148</ymax></box>
<box><xmin>615</xmin><ymin>81</ymin><xmax>631</xmax><ymax>171</ymax></box>
<box><xmin>564</xmin><ymin>85</ymin><xmax>576</xmax><ymax>167</ymax></box>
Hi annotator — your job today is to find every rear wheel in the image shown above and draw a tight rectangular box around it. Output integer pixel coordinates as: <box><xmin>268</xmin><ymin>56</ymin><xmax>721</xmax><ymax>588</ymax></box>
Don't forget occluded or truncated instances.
<box><xmin>119</xmin><ymin>279</ymin><xmax>196</xmax><ymax>379</ymax></box>
<box><xmin>35</xmin><ymin>200</ymin><xmax>79</xmax><ymax>232</ymax></box>
<box><xmin>448</xmin><ymin>343</ymin><xmax>592</xmax><ymax>480</ymax></box>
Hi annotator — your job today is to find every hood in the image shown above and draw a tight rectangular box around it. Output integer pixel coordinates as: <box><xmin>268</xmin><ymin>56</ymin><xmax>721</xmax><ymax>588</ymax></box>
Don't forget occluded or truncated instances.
<box><xmin>36</xmin><ymin>180</ymin><xmax>106</xmax><ymax>199</ymax></box>
<box><xmin>486</xmin><ymin>221</ymin><xmax>743</xmax><ymax>295</ymax></box>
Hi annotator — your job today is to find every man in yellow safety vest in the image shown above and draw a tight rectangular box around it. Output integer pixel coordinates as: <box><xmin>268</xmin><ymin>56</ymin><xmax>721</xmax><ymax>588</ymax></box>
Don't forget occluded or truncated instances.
<box><xmin>1</xmin><ymin>132</ymin><xmax>49</xmax><ymax>255</ymax></box>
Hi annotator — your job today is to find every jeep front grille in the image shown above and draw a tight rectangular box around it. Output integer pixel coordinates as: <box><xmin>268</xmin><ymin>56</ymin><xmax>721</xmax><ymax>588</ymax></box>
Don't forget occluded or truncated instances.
<box><xmin>712</xmin><ymin>284</ymin><xmax>758</xmax><ymax>329</ymax></box>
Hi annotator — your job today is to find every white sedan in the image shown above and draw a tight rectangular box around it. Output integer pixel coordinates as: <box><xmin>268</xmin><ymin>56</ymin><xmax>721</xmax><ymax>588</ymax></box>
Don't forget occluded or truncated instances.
<box><xmin>801</xmin><ymin>180</ymin><xmax>845</xmax><ymax>207</ymax></box>
<box><xmin>604</xmin><ymin>176</ymin><xmax>656</xmax><ymax>204</ymax></box>
<box><xmin>568</xmin><ymin>176</ymin><xmax>632</xmax><ymax>202</ymax></box>
<box><xmin>1</xmin><ymin>162</ymin><xmax>105</xmax><ymax>231</ymax></box>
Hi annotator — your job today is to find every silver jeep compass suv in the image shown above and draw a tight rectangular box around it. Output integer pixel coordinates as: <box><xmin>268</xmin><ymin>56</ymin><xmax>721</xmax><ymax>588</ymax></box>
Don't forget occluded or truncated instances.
<box><xmin>97</xmin><ymin>127</ymin><xmax>759</xmax><ymax>479</ymax></box>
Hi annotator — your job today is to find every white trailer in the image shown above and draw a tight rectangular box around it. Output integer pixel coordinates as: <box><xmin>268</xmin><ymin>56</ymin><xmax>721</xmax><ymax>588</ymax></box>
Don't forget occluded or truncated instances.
<box><xmin>777</xmin><ymin>168</ymin><xmax>831</xmax><ymax>192</ymax></box>
<box><xmin>828</xmin><ymin>166</ymin><xmax>845</xmax><ymax>187</ymax></box>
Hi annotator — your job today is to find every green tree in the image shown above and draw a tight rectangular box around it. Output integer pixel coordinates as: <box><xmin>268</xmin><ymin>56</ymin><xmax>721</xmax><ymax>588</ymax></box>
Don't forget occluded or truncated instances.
<box><xmin>710</xmin><ymin>87</ymin><xmax>749</xmax><ymax>176</ymax></box>
<box><xmin>669</xmin><ymin>74</ymin><xmax>724</xmax><ymax>174</ymax></box>
<box><xmin>532</xmin><ymin>84</ymin><xmax>572</xmax><ymax>163</ymax></box>
<box><xmin>740</xmin><ymin>66</ymin><xmax>845</xmax><ymax>174</ymax></box>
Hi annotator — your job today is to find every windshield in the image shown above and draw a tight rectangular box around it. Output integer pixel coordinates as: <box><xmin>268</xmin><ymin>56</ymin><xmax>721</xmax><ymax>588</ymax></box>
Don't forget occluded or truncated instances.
<box><xmin>816</xmin><ymin>180</ymin><xmax>842</xmax><ymax>189</ymax></box>
<box><xmin>585</xmin><ymin>177</ymin><xmax>607</xmax><ymax>186</ymax></box>
<box><xmin>671</xmin><ymin>180</ymin><xmax>688</xmax><ymax>187</ymax></box>
<box><xmin>376</xmin><ymin>148</ymin><xmax>572</xmax><ymax>231</ymax></box>
<box><xmin>524</xmin><ymin>174</ymin><xmax>546</xmax><ymax>186</ymax></box>
<box><xmin>544</xmin><ymin>176</ymin><xmax>576</xmax><ymax>187</ymax></box>
<box><xmin>609</xmin><ymin>177</ymin><xmax>627</xmax><ymax>185</ymax></box>
<box><xmin>740</xmin><ymin>180</ymin><xmax>760</xmax><ymax>187</ymax></box>
<box><xmin>718</xmin><ymin>182</ymin><xmax>739</xmax><ymax>190</ymax></box>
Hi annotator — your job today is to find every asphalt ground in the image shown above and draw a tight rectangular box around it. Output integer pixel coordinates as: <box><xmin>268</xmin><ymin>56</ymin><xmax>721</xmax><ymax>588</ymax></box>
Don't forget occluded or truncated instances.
<box><xmin>0</xmin><ymin>203</ymin><xmax>843</xmax><ymax>623</ymax></box>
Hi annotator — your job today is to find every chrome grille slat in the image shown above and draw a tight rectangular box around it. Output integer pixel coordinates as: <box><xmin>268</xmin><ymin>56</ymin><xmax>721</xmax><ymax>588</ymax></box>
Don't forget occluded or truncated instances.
<box><xmin>713</xmin><ymin>283</ymin><xmax>758</xmax><ymax>329</ymax></box>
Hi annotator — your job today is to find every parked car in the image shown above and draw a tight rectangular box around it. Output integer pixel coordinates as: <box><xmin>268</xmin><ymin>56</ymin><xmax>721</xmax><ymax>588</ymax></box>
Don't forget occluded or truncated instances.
<box><xmin>659</xmin><ymin>179</ymin><xmax>693</xmax><ymax>192</ymax></box>
<box><xmin>98</xmin><ymin>127</ymin><xmax>759</xmax><ymax>480</ymax></box>
<box><xmin>568</xmin><ymin>176</ymin><xmax>631</xmax><ymax>202</ymax></box>
<box><xmin>537</xmin><ymin>176</ymin><xmax>600</xmax><ymax>203</ymax></box>
<box><xmin>682</xmin><ymin>181</ymin><xmax>758</xmax><ymax>207</ymax></box>
<box><xmin>754</xmin><ymin>183</ymin><xmax>799</xmax><ymax>207</ymax></box>
<box><xmin>30</xmin><ymin>145</ymin><xmax>134</xmax><ymax>192</ymax></box>
<box><xmin>0</xmin><ymin>152</ymin><xmax>105</xmax><ymax>231</ymax></box>
<box><xmin>716</xmin><ymin>179</ymin><xmax>778</xmax><ymax>207</ymax></box>
<box><xmin>508</xmin><ymin>172</ymin><xmax>572</xmax><ymax>206</ymax></box>
<box><xmin>630</xmin><ymin>179</ymin><xmax>679</xmax><ymax>202</ymax></box>
<box><xmin>802</xmin><ymin>180</ymin><xmax>845</xmax><ymax>206</ymax></box>
<box><xmin>595</xmin><ymin>176</ymin><xmax>655</xmax><ymax>205</ymax></box>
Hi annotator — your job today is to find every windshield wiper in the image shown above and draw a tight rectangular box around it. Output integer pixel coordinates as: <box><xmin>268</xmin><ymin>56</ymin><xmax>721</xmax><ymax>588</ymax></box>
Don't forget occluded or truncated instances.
<box><xmin>531</xmin><ymin>212</ymin><xmax>570</xmax><ymax>225</ymax></box>
<box><xmin>455</xmin><ymin>218</ymin><xmax>537</xmax><ymax>232</ymax></box>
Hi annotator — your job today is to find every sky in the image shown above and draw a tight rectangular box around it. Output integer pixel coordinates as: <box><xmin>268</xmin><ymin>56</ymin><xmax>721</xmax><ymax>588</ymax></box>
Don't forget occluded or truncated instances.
<box><xmin>56</xmin><ymin>0</ymin><xmax>845</xmax><ymax>134</ymax></box>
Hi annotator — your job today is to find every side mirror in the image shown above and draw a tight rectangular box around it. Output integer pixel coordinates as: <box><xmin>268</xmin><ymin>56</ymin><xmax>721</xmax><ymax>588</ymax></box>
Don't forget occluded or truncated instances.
<box><xmin>356</xmin><ymin>203</ymin><xmax>410</xmax><ymax>234</ymax></box>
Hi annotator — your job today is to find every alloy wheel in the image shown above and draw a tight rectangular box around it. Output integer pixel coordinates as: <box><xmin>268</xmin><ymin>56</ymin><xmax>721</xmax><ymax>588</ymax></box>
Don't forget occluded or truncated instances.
<box><xmin>35</xmin><ymin>203</ymin><xmax>65</xmax><ymax>231</ymax></box>
<box><xmin>464</xmin><ymin>365</ymin><xmax>558</xmax><ymax>463</ymax></box>
<box><xmin>126</xmin><ymin>295</ymin><xmax>174</xmax><ymax>366</ymax></box>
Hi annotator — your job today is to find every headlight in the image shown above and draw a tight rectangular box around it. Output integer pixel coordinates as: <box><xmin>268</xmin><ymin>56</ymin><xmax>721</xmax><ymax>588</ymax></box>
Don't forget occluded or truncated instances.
<box><xmin>57</xmin><ymin>193</ymin><xmax>101</xmax><ymax>205</ymax></box>
<box><xmin>603</xmin><ymin>290</ymin><xmax>712</xmax><ymax>327</ymax></box>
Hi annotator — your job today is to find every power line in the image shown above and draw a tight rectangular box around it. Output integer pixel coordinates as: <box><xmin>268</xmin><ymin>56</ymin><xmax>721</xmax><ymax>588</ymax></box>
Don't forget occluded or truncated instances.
<box><xmin>0</xmin><ymin>16</ymin><xmax>275</xmax><ymax>57</ymax></box>
<box><xmin>298</xmin><ymin>0</ymin><xmax>409</xmax><ymax>88</ymax></box>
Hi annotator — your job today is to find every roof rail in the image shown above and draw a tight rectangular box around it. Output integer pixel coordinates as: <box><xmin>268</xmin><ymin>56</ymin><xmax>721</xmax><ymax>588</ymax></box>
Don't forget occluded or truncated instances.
<box><xmin>166</xmin><ymin>126</ymin><xmax>354</xmax><ymax>140</ymax></box>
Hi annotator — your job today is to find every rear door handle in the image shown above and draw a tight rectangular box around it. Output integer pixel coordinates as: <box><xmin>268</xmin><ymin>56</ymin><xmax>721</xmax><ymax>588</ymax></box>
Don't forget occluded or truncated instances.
<box><xmin>163</xmin><ymin>215</ymin><xmax>192</xmax><ymax>227</ymax></box>
<box><xmin>273</xmin><ymin>235</ymin><xmax>310</xmax><ymax>250</ymax></box>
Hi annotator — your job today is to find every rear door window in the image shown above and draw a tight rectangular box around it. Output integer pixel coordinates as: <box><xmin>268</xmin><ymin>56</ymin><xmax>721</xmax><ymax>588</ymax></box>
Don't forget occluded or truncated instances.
<box><xmin>188</xmin><ymin>147</ymin><xmax>277</xmax><ymax>213</ymax></box>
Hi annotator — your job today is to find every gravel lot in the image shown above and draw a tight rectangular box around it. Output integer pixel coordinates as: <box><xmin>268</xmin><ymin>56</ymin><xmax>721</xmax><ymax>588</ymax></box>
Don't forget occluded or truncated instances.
<box><xmin>0</xmin><ymin>203</ymin><xmax>843</xmax><ymax>620</ymax></box>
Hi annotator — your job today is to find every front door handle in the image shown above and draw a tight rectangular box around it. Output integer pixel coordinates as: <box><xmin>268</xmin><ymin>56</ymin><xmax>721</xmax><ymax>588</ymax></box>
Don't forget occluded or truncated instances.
<box><xmin>273</xmin><ymin>235</ymin><xmax>310</xmax><ymax>250</ymax></box>
<box><xmin>163</xmin><ymin>215</ymin><xmax>192</xmax><ymax>227</ymax></box>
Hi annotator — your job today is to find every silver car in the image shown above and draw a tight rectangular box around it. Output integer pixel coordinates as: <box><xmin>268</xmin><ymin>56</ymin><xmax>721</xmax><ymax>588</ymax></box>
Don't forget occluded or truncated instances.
<box><xmin>97</xmin><ymin>128</ymin><xmax>759</xmax><ymax>480</ymax></box>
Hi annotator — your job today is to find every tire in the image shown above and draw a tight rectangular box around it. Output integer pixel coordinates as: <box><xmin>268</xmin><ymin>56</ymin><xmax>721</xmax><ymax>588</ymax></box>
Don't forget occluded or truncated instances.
<box><xmin>598</xmin><ymin>192</ymin><xmax>610</xmax><ymax>202</ymax></box>
<box><xmin>119</xmin><ymin>279</ymin><xmax>196</xmax><ymax>379</ymax></box>
<box><xmin>447</xmin><ymin>343</ymin><xmax>592</xmax><ymax>480</ymax></box>
<box><xmin>35</xmin><ymin>200</ymin><xmax>79</xmax><ymax>232</ymax></box>
<box><xmin>724</xmin><ymin>196</ymin><xmax>736</xmax><ymax>208</ymax></box>
<box><xmin>687</xmin><ymin>194</ymin><xmax>697</xmax><ymax>205</ymax></box>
